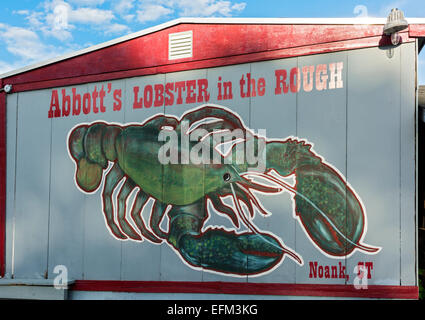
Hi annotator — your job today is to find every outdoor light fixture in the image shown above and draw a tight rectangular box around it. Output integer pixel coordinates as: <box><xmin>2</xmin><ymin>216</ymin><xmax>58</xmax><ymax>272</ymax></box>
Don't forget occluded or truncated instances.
<box><xmin>0</xmin><ymin>84</ymin><xmax>12</xmax><ymax>94</ymax></box>
<box><xmin>383</xmin><ymin>8</ymin><xmax>408</xmax><ymax>45</ymax></box>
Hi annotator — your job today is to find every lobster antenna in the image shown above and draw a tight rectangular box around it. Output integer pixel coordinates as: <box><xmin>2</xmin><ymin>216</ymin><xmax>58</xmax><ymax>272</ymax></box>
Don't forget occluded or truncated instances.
<box><xmin>244</xmin><ymin>172</ymin><xmax>380</xmax><ymax>254</ymax></box>
<box><xmin>229</xmin><ymin>183</ymin><xmax>302</xmax><ymax>265</ymax></box>
<box><xmin>230</xmin><ymin>183</ymin><xmax>260</xmax><ymax>234</ymax></box>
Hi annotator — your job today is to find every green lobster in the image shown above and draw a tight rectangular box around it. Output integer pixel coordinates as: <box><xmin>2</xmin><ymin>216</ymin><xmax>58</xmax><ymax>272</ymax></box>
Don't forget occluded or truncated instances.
<box><xmin>67</xmin><ymin>105</ymin><xmax>380</xmax><ymax>276</ymax></box>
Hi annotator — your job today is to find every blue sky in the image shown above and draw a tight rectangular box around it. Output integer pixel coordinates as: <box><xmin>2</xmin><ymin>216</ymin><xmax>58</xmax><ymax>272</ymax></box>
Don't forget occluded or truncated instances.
<box><xmin>0</xmin><ymin>0</ymin><xmax>424</xmax><ymax>83</ymax></box>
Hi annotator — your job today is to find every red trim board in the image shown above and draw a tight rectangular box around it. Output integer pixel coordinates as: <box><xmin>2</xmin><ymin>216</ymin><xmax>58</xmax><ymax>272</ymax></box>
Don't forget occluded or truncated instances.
<box><xmin>71</xmin><ymin>280</ymin><xmax>419</xmax><ymax>299</ymax></box>
<box><xmin>409</xmin><ymin>24</ymin><xmax>425</xmax><ymax>38</ymax></box>
<box><xmin>5</xmin><ymin>32</ymin><xmax>414</xmax><ymax>94</ymax></box>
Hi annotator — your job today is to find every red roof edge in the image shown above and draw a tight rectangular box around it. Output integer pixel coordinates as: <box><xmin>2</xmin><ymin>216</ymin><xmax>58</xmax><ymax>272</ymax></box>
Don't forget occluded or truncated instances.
<box><xmin>409</xmin><ymin>24</ymin><xmax>425</xmax><ymax>38</ymax></box>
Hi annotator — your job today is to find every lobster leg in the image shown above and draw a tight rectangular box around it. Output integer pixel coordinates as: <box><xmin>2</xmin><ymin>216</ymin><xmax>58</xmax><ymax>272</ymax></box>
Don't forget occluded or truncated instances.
<box><xmin>145</xmin><ymin>115</ymin><xmax>179</xmax><ymax>130</ymax></box>
<box><xmin>180</xmin><ymin>107</ymin><xmax>247</xmax><ymax>146</ymax></box>
<box><xmin>183</xmin><ymin>113</ymin><xmax>249</xmax><ymax>162</ymax></box>
<box><xmin>180</xmin><ymin>106</ymin><xmax>245</xmax><ymax>131</ymax></box>
<box><xmin>130</xmin><ymin>190</ymin><xmax>162</xmax><ymax>243</ymax></box>
<box><xmin>208</xmin><ymin>194</ymin><xmax>240</xmax><ymax>228</ymax></box>
<box><xmin>149</xmin><ymin>201</ymin><xmax>169</xmax><ymax>239</ymax></box>
<box><xmin>102</xmin><ymin>163</ymin><xmax>127</xmax><ymax>239</ymax></box>
<box><xmin>117</xmin><ymin>178</ymin><xmax>143</xmax><ymax>241</ymax></box>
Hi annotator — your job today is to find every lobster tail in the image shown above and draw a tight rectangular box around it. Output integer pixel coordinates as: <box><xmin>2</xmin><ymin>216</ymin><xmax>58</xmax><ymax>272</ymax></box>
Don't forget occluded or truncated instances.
<box><xmin>68</xmin><ymin>123</ymin><xmax>122</xmax><ymax>193</ymax></box>
<box><xmin>85</xmin><ymin>123</ymin><xmax>108</xmax><ymax>169</ymax></box>
<box><xmin>76</xmin><ymin>157</ymin><xmax>103</xmax><ymax>192</ymax></box>
<box><xmin>68</xmin><ymin>125</ymin><xmax>87</xmax><ymax>161</ymax></box>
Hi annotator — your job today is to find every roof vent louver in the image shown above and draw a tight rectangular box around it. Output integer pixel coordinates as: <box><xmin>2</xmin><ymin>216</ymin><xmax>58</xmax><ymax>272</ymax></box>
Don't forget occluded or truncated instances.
<box><xmin>168</xmin><ymin>31</ymin><xmax>193</xmax><ymax>60</ymax></box>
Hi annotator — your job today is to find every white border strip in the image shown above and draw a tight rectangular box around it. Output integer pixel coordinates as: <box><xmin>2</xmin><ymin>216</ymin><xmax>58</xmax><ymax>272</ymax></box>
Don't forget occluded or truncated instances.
<box><xmin>1</xmin><ymin>17</ymin><xmax>425</xmax><ymax>79</ymax></box>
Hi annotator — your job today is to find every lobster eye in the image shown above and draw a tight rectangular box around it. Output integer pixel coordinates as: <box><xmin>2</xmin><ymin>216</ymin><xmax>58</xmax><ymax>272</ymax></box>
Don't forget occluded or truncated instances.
<box><xmin>223</xmin><ymin>173</ymin><xmax>231</xmax><ymax>182</ymax></box>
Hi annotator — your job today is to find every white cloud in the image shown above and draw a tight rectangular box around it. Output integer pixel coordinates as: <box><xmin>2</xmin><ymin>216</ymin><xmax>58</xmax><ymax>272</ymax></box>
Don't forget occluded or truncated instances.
<box><xmin>0</xmin><ymin>60</ymin><xmax>24</xmax><ymax>76</ymax></box>
<box><xmin>123</xmin><ymin>14</ymin><xmax>135</xmax><ymax>22</ymax></box>
<box><xmin>68</xmin><ymin>0</ymin><xmax>105</xmax><ymax>6</ymax></box>
<box><xmin>11</xmin><ymin>0</ymin><xmax>248</xmax><ymax>42</ymax></box>
<box><xmin>104</xmin><ymin>23</ymin><xmax>131</xmax><ymax>35</ymax></box>
<box><xmin>231</xmin><ymin>3</ymin><xmax>246</xmax><ymax>12</ymax></box>
<box><xmin>14</xmin><ymin>10</ymin><xmax>30</xmax><ymax>15</ymax></box>
<box><xmin>175</xmin><ymin>0</ymin><xmax>247</xmax><ymax>17</ymax></box>
<box><xmin>42</xmin><ymin>2</ymin><xmax>74</xmax><ymax>40</ymax></box>
<box><xmin>42</xmin><ymin>26</ymin><xmax>73</xmax><ymax>41</ymax></box>
<box><xmin>0</xmin><ymin>24</ymin><xmax>66</xmax><ymax>69</ymax></box>
<box><xmin>0</xmin><ymin>26</ymin><xmax>48</xmax><ymax>61</ymax></box>
<box><xmin>134</xmin><ymin>0</ymin><xmax>247</xmax><ymax>24</ymax></box>
<box><xmin>25</xmin><ymin>11</ymin><xmax>45</xmax><ymax>29</ymax></box>
<box><xmin>42</xmin><ymin>0</ymin><xmax>70</xmax><ymax>12</ymax></box>
<box><xmin>16</xmin><ymin>1</ymin><xmax>125</xmax><ymax>40</ymax></box>
<box><xmin>41</xmin><ymin>0</ymin><xmax>115</xmax><ymax>26</ymax></box>
<box><xmin>0</xmin><ymin>1</ymin><xmax>137</xmax><ymax>75</ymax></box>
<box><xmin>137</xmin><ymin>4</ymin><xmax>173</xmax><ymax>23</ymax></box>
<box><xmin>114</xmin><ymin>0</ymin><xmax>135</xmax><ymax>14</ymax></box>
<box><xmin>69</xmin><ymin>7</ymin><xmax>115</xmax><ymax>24</ymax></box>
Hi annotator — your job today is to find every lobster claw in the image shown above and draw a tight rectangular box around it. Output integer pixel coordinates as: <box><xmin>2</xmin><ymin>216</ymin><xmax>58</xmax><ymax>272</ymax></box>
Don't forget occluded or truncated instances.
<box><xmin>260</xmin><ymin>140</ymin><xmax>381</xmax><ymax>257</ymax></box>
<box><xmin>175</xmin><ymin>228</ymin><xmax>299</xmax><ymax>275</ymax></box>
<box><xmin>166</xmin><ymin>201</ymin><xmax>302</xmax><ymax>275</ymax></box>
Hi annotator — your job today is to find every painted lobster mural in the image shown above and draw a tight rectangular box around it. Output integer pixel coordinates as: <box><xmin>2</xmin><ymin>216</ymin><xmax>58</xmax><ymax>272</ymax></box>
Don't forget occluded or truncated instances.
<box><xmin>67</xmin><ymin>105</ymin><xmax>380</xmax><ymax>276</ymax></box>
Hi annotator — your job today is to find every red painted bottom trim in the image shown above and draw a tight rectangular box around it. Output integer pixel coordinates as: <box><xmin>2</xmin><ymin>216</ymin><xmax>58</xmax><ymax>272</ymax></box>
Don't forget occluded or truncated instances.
<box><xmin>71</xmin><ymin>280</ymin><xmax>418</xmax><ymax>299</ymax></box>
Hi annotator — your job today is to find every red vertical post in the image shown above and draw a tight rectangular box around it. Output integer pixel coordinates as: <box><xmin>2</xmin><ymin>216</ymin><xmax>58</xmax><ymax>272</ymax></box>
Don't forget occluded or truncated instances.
<box><xmin>0</xmin><ymin>80</ymin><xmax>6</xmax><ymax>277</ymax></box>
